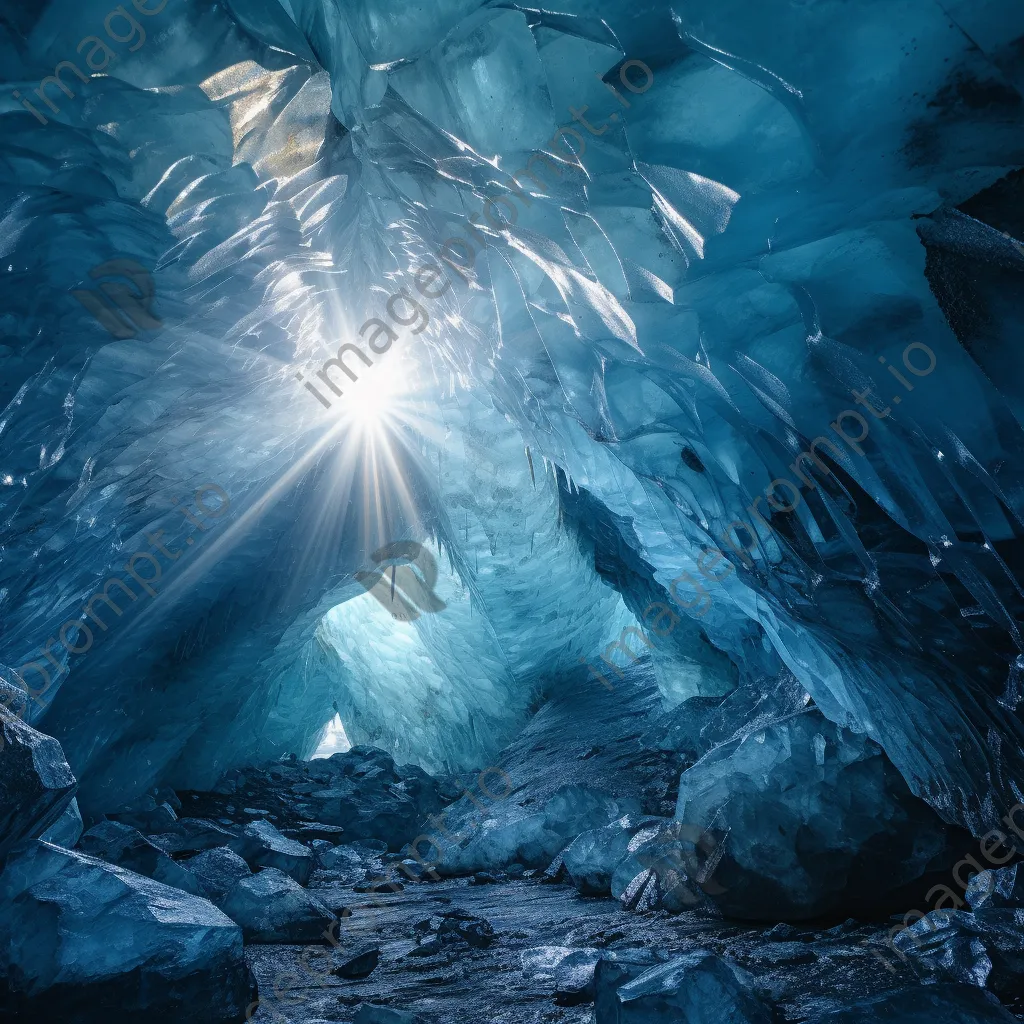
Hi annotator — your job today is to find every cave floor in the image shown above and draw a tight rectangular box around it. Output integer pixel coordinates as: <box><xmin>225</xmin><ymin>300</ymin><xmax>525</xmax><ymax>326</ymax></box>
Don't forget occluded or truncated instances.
<box><xmin>246</xmin><ymin>875</ymin><xmax>934</xmax><ymax>1024</ymax></box>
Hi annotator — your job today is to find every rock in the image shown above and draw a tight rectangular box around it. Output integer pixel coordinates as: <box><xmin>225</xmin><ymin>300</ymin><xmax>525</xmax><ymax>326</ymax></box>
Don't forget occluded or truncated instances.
<box><xmin>436</xmin><ymin>909</ymin><xmax>495</xmax><ymax>948</ymax></box>
<box><xmin>823</xmin><ymin>918</ymin><xmax>860</xmax><ymax>937</ymax></box>
<box><xmin>396</xmin><ymin>857</ymin><xmax>426</xmax><ymax>881</ymax></box>
<box><xmin>433</xmin><ymin>785</ymin><xmax>640</xmax><ymax>876</ymax></box>
<box><xmin>611</xmin><ymin>819</ymin><xmax>717</xmax><ymax>914</ymax></box>
<box><xmin>643</xmin><ymin>672</ymin><xmax>808</xmax><ymax>764</ymax></box>
<box><xmin>77</xmin><ymin>820</ymin><xmax>202</xmax><ymax>896</ymax></box>
<box><xmin>592</xmin><ymin>952</ymin><xmax>676</xmax><ymax>1023</ymax></box>
<box><xmin>966</xmin><ymin>865</ymin><xmax>1024</xmax><ymax>911</ymax></box>
<box><xmin>804</xmin><ymin>982</ymin><xmax>1016</xmax><ymax>1023</ymax></box>
<box><xmin>893</xmin><ymin>905</ymin><xmax>1024</xmax><ymax>999</ymax></box>
<box><xmin>148</xmin><ymin>818</ymin><xmax>238</xmax><ymax>856</ymax></box>
<box><xmin>228</xmin><ymin>819</ymin><xmax>314</xmax><ymax>884</ymax></box>
<box><xmin>355</xmin><ymin>879</ymin><xmax>404</xmax><ymax>893</ymax></box>
<box><xmin>211</xmin><ymin>748</ymin><xmax>442</xmax><ymax>853</ymax></box>
<box><xmin>552</xmin><ymin>948</ymin><xmax>662</xmax><ymax>1007</ymax></box>
<box><xmin>220</xmin><ymin>867</ymin><xmax>334</xmax><ymax>942</ymax></box>
<box><xmin>333</xmin><ymin>946</ymin><xmax>380</xmax><ymax>978</ymax></box>
<box><xmin>0</xmin><ymin>840</ymin><xmax>255</xmax><ymax>1022</ymax></box>
<box><xmin>39</xmin><ymin>796</ymin><xmax>83</xmax><ymax>847</ymax></box>
<box><xmin>598</xmin><ymin>950</ymin><xmax>771</xmax><ymax>1024</ymax></box>
<box><xmin>353</xmin><ymin>1005</ymin><xmax>425</xmax><ymax>1024</ymax></box>
<box><xmin>353</xmin><ymin>839</ymin><xmax>389</xmax><ymax>854</ymax></box>
<box><xmin>407</xmin><ymin>937</ymin><xmax>445</xmax><ymax>957</ymax></box>
<box><xmin>0</xmin><ymin>709</ymin><xmax>77</xmax><ymax>863</ymax></box>
<box><xmin>520</xmin><ymin>946</ymin><xmax>604</xmax><ymax>1005</ymax></box>
<box><xmin>563</xmin><ymin>815</ymin><xmax>664</xmax><ymax>896</ymax></box>
<box><xmin>283</xmin><ymin>822</ymin><xmax>346</xmax><ymax>843</ymax></box>
<box><xmin>764</xmin><ymin>923</ymin><xmax>799</xmax><ymax>940</ymax></box>
<box><xmin>319</xmin><ymin>842</ymin><xmax>365</xmax><ymax>871</ymax></box>
<box><xmin>184</xmin><ymin>847</ymin><xmax>252</xmax><ymax>904</ymax></box>
<box><xmin>409</xmin><ymin>909</ymin><xmax>495</xmax><ymax>954</ymax></box>
<box><xmin>110</xmin><ymin>796</ymin><xmax>178</xmax><ymax>832</ymax></box>
<box><xmin>675</xmin><ymin>708</ymin><xmax>968</xmax><ymax>920</ymax></box>
<box><xmin>542</xmin><ymin>850</ymin><xmax>568</xmax><ymax>883</ymax></box>
<box><xmin>743</xmin><ymin>942</ymin><xmax>817</xmax><ymax>967</ymax></box>
<box><xmin>470</xmin><ymin>870</ymin><xmax>500</xmax><ymax>885</ymax></box>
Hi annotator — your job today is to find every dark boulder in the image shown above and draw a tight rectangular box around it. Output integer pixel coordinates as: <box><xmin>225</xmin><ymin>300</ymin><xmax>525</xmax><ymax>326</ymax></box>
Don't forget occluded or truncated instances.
<box><xmin>0</xmin><ymin>840</ymin><xmax>255</xmax><ymax>1022</ymax></box>
<box><xmin>219</xmin><ymin>867</ymin><xmax>334</xmax><ymax>943</ymax></box>
<box><xmin>228</xmin><ymin>819</ymin><xmax>314</xmax><ymax>884</ymax></box>
<box><xmin>595</xmin><ymin>950</ymin><xmax>771</xmax><ymax>1024</ymax></box>
<box><xmin>184</xmin><ymin>847</ymin><xmax>252</xmax><ymax>904</ymax></box>
<box><xmin>78</xmin><ymin>820</ymin><xmax>202</xmax><ymax>895</ymax></box>
<box><xmin>148</xmin><ymin>818</ymin><xmax>238</xmax><ymax>857</ymax></box>
<box><xmin>333</xmin><ymin>946</ymin><xmax>380</xmax><ymax>979</ymax></box>
<box><xmin>804</xmin><ymin>983</ymin><xmax>1016</xmax><ymax>1023</ymax></box>
<box><xmin>675</xmin><ymin>709</ymin><xmax>969</xmax><ymax>920</ymax></box>
<box><xmin>0</xmin><ymin>709</ymin><xmax>77</xmax><ymax>863</ymax></box>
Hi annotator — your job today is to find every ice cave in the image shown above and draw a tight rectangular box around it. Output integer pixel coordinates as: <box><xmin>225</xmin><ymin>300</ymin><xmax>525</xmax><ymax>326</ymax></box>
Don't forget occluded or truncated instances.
<box><xmin>1</xmin><ymin>0</ymin><xmax>1024</xmax><ymax>1020</ymax></box>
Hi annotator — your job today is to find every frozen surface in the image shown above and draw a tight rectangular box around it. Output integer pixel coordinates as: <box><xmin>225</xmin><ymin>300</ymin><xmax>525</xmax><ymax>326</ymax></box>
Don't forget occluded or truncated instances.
<box><xmin>0</xmin><ymin>0</ymin><xmax>1020</xmax><ymax>858</ymax></box>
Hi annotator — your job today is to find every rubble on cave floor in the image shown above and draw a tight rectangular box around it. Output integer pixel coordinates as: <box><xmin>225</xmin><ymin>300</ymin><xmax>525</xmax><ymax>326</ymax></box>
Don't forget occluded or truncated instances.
<box><xmin>242</xmin><ymin>875</ymin><xmax>944</xmax><ymax>1024</ymax></box>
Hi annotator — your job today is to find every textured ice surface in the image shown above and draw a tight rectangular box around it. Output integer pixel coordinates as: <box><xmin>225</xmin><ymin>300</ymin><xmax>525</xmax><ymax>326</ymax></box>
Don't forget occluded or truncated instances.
<box><xmin>0</xmin><ymin>840</ymin><xmax>254</xmax><ymax>1021</ymax></box>
<box><xmin>0</xmin><ymin>0</ymin><xmax>1023</xmax><ymax>856</ymax></box>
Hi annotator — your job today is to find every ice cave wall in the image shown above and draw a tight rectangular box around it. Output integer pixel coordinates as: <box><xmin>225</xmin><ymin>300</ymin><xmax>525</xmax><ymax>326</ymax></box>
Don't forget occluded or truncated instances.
<box><xmin>0</xmin><ymin>0</ymin><xmax>1022</xmax><ymax>834</ymax></box>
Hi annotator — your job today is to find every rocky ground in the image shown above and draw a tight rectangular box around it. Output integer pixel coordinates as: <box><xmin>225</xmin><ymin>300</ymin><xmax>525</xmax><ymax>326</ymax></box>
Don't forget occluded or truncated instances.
<box><xmin>246</xmin><ymin>873</ymin><xmax>919</xmax><ymax>1024</ymax></box>
<box><xmin>2</xmin><ymin>663</ymin><xmax>1023</xmax><ymax>1023</ymax></box>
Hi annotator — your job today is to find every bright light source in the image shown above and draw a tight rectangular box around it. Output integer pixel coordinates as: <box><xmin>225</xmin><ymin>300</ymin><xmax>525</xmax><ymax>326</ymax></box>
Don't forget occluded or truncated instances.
<box><xmin>337</xmin><ymin>354</ymin><xmax>410</xmax><ymax>433</ymax></box>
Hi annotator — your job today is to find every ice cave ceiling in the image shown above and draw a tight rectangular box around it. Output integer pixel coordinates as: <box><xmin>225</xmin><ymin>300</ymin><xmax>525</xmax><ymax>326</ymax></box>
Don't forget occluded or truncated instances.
<box><xmin>0</xmin><ymin>0</ymin><xmax>1022</xmax><ymax>853</ymax></box>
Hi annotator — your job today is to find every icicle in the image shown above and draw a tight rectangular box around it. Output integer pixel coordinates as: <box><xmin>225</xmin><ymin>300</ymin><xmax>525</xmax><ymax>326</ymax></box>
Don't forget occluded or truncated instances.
<box><xmin>525</xmin><ymin>445</ymin><xmax>536</xmax><ymax>488</ymax></box>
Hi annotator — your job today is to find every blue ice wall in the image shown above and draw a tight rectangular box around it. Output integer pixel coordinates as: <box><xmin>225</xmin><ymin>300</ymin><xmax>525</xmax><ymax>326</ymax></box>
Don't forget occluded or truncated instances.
<box><xmin>0</xmin><ymin>0</ymin><xmax>1022</xmax><ymax>833</ymax></box>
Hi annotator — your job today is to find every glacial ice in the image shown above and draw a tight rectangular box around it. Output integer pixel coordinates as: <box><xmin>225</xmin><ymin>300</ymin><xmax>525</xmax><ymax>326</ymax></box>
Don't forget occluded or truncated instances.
<box><xmin>0</xmin><ymin>0</ymin><xmax>1017</xmax><ymax>858</ymax></box>
<box><xmin>562</xmin><ymin>814</ymin><xmax>664</xmax><ymax>896</ymax></box>
<box><xmin>0</xmin><ymin>0</ymin><xmax>1023</xmax><ymax>1016</ymax></box>
<box><xmin>39</xmin><ymin>796</ymin><xmax>84</xmax><ymax>848</ymax></box>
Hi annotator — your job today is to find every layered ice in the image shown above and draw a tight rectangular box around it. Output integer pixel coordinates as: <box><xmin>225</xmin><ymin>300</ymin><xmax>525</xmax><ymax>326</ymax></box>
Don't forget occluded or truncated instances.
<box><xmin>0</xmin><ymin>0</ymin><xmax>1020</xmax><ymax>861</ymax></box>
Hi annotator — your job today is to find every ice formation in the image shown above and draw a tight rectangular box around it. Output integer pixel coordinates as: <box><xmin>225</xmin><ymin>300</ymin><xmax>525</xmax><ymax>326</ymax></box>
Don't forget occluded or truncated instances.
<box><xmin>0</xmin><ymin>0</ymin><xmax>1023</xmax><ymax>1019</ymax></box>
<box><xmin>0</xmin><ymin>0</ymin><xmax>1017</xmax><ymax>834</ymax></box>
